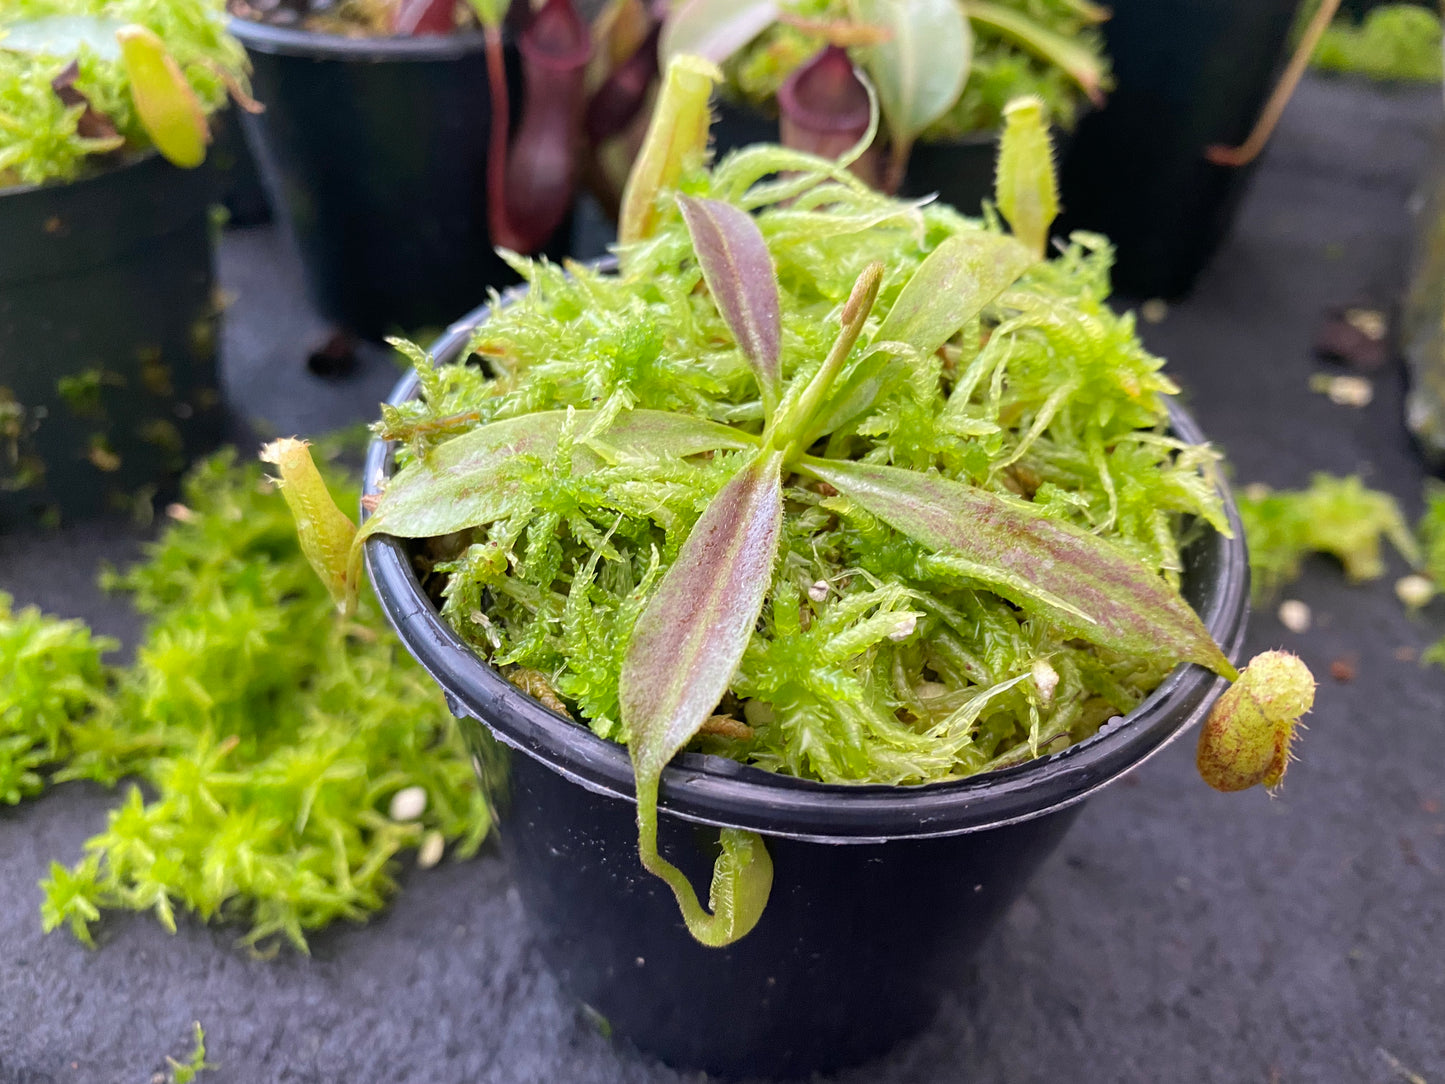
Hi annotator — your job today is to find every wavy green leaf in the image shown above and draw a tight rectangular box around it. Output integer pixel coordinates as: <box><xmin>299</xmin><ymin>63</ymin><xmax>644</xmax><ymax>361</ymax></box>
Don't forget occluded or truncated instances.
<box><xmin>962</xmin><ymin>1</ymin><xmax>1107</xmax><ymax>104</ymax></box>
<box><xmin>804</xmin><ymin>457</ymin><xmax>1235</xmax><ymax>677</ymax></box>
<box><xmin>619</xmin><ymin>451</ymin><xmax>784</xmax><ymax>946</ymax></box>
<box><xmin>678</xmin><ymin>195</ymin><xmax>783</xmax><ymax>418</ymax></box>
<box><xmin>855</xmin><ymin>0</ymin><xmax>971</xmax><ymax>167</ymax></box>
<box><xmin>807</xmin><ymin>232</ymin><xmax>1033</xmax><ymax>440</ymax></box>
<box><xmin>0</xmin><ymin>15</ymin><xmax>125</xmax><ymax>60</ymax></box>
<box><xmin>364</xmin><ymin>409</ymin><xmax>753</xmax><ymax>545</ymax></box>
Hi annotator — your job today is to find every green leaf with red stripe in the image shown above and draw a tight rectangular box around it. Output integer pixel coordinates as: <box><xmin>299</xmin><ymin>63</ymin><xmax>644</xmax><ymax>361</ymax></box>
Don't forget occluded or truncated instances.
<box><xmin>678</xmin><ymin>195</ymin><xmax>783</xmax><ymax>417</ymax></box>
<box><xmin>806</xmin><ymin>457</ymin><xmax>1235</xmax><ymax>678</ymax></box>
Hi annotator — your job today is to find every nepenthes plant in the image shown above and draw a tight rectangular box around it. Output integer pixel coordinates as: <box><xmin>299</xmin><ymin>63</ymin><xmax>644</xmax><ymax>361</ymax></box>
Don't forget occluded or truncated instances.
<box><xmin>0</xmin><ymin>0</ymin><xmax>253</xmax><ymax>187</ymax></box>
<box><xmin>266</xmin><ymin>57</ymin><xmax>1316</xmax><ymax>947</ymax></box>
<box><xmin>229</xmin><ymin>0</ymin><xmax>664</xmax><ymax>250</ymax></box>
<box><xmin>664</xmin><ymin>0</ymin><xmax>1110</xmax><ymax>191</ymax></box>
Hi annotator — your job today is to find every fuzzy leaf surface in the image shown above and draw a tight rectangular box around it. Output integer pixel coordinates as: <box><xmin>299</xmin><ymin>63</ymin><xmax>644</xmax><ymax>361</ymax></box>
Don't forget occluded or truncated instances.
<box><xmin>806</xmin><ymin>457</ymin><xmax>1234</xmax><ymax>676</ymax></box>
<box><xmin>678</xmin><ymin>195</ymin><xmax>783</xmax><ymax>414</ymax></box>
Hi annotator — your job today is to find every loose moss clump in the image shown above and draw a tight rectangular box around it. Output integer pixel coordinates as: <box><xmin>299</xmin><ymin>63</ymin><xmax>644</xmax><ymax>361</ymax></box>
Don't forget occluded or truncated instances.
<box><xmin>1237</xmin><ymin>474</ymin><xmax>1418</xmax><ymax>602</ymax></box>
<box><xmin>0</xmin><ymin>0</ymin><xmax>247</xmax><ymax>186</ymax></box>
<box><xmin>16</xmin><ymin>449</ymin><xmax>488</xmax><ymax>951</ymax></box>
<box><xmin>1312</xmin><ymin>3</ymin><xmax>1443</xmax><ymax>83</ymax></box>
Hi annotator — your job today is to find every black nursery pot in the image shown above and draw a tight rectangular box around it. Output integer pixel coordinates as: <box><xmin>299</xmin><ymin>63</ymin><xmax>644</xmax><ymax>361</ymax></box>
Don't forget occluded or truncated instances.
<box><xmin>364</xmin><ymin>302</ymin><xmax>1250</xmax><ymax>1078</ymax></box>
<box><xmin>229</xmin><ymin>21</ymin><xmax>558</xmax><ymax>342</ymax></box>
<box><xmin>0</xmin><ymin>153</ymin><xmax>223</xmax><ymax>529</ymax></box>
<box><xmin>1057</xmin><ymin>0</ymin><xmax>1303</xmax><ymax>299</ymax></box>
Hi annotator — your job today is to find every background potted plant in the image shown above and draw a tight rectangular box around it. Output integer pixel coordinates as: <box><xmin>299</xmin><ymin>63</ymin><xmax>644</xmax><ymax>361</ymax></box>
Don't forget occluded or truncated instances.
<box><xmin>267</xmin><ymin>61</ymin><xmax>1316</xmax><ymax>1076</ymax></box>
<box><xmin>1057</xmin><ymin>0</ymin><xmax>1338</xmax><ymax>298</ymax></box>
<box><xmin>0</xmin><ymin>0</ymin><xmax>251</xmax><ymax>528</ymax></box>
<box><xmin>226</xmin><ymin>0</ymin><xmax>666</xmax><ymax>341</ymax></box>
<box><xmin>661</xmin><ymin>0</ymin><xmax>1109</xmax><ymax>212</ymax></box>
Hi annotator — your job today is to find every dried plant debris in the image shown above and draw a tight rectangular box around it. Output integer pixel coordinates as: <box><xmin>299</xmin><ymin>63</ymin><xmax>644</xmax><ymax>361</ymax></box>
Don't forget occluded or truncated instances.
<box><xmin>1313</xmin><ymin>305</ymin><xmax>1390</xmax><ymax>371</ymax></box>
<box><xmin>5</xmin><ymin>449</ymin><xmax>488</xmax><ymax>951</ymax></box>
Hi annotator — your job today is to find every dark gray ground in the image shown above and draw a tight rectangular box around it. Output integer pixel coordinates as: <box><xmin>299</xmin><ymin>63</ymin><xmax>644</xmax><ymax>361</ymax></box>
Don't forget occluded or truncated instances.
<box><xmin>1</xmin><ymin>74</ymin><xmax>1443</xmax><ymax>1084</ymax></box>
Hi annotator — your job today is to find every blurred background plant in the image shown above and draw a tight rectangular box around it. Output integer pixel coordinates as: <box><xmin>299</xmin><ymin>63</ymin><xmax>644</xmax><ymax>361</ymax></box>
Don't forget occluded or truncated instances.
<box><xmin>0</xmin><ymin>0</ymin><xmax>249</xmax><ymax>187</ymax></box>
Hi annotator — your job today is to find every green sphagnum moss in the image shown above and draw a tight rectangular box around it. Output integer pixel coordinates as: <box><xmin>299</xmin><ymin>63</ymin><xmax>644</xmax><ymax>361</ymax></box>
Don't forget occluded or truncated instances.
<box><xmin>23</xmin><ymin>447</ymin><xmax>488</xmax><ymax>951</ymax></box>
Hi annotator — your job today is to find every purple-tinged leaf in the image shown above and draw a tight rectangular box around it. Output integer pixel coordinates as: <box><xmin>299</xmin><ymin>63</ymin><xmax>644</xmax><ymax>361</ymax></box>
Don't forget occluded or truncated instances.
<box><xmin>620</xmin><ymin>451</ymin><xmax>784</xmax><ymax>946</ymax></box>
<box><xmin>805</xmin><ymin>457</ymin><xmax>1234</xmax><ymax>677</ymax></box>
<box><xmin>362</xmin><ymin>409</ymin><xmax>753</xmax><ymax>545</ymax></box>
<box><xmin>777</xmin><ymin>46</ymin><xmax>879</xmax><ymax>181</ymax></box>
<box><xmin>659</xmin><ymin>0</ymin><xmax>778</xmax><ymax>67</ymax></box>
<box><xmin>806</xmin><ymin>232</ymin><xmax>1032</xmax><ymax>440</ymax></box>
<box><xmin>677</xmin><ymin>195</ymin><xmax>783</xmax><ymax>416</ymax></box>
<box><xmin>51</xmin><ymin>60</ymin><xmax>122</xmax><ymax>145</ymax></box>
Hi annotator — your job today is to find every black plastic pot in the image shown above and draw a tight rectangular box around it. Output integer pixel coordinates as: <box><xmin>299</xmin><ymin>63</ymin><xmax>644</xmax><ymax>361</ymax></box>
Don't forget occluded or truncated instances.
<box><xmin>211</xmin><ymin>105</ymin><xmax>272</xmax><ymax>227</ymax></box>
<box><xmin>1057</xmin><ymin>0</ymin><xmax>1303</xmax><ymax>299</ymax></box>
<box><xmin>229</xmin><ymin>20</ymin><xmax>559</xmax><ymax>341</ymax></box>
<box><xmin>363</xmin><ymin>300</ymin><xmax>1250</xmax><ymax>1078</ymax></box>
<box><xmin>0</xmin><ymin>153</ymin><xmax>223</xmax><ymax>530</ymax></box>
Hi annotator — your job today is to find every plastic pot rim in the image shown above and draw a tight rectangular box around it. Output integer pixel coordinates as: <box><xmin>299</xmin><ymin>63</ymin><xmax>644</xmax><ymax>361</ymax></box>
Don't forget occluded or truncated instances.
<box><xmin>363</xmin><ymin>291</ymin><xmax>1250</xmax><ymax>845</ymax></box>
<box><xmin>0</xmin><ymin>148</ymin><xmax>162</xmax><ymax>202</ymax></box>
<box><xmin>228</xmin><ymin>16</ymin><xmax>490</xmax><ymax>61</ymax></box>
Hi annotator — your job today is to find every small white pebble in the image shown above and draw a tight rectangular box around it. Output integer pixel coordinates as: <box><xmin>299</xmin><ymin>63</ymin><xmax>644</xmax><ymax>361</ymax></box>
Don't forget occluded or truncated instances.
<box><xmin>417</xmin><ymin>829</ymin><xmax>446</xmax><ymax>869</ymax></box>
<box><xmin>808</xmin><ymin>579</ymin><xmax>830</xmax><ymax>602</ymax></box>
<box><xmin>1396</xmin><ymin>574</ymin><xmax>1436</xmax><ymax>610</ymax></box>
<box><xmin>389</xmin><ymin>785</ymin><xmax>428</xmax><ymax>822</ymax></box>
<box><xmin>1243</xmin><ymin>482</ymin><xmax>1273</xmax><ymax>503</ymax></box>
<box><xmin>1031</xmin><ymin>659</ymin><xmax>1059</xmax><ymax>704</ymax></box>
<box><xmin>1277</xmin><ymin>599</ymin><xmax>1312</xmax><ymax>634</ymax></box>
<box><xmin>888</xmin><ymin>614</ymin><xmax>918</xmax><ymax>642</ymax></box>
<box><xmin>1311</xmin><ymin>373</ymin><xmax>1374</xmax><ymax>407</ymax></box>
<box><xmin>1140</xmin><ymin>298</ymin><xmax>1168</xmax><ymax>324</ymax></box>
<box><xmin>1344</xmin><ymin>307</ymin><xmax>1387</xmax><ymax>341</ymax></box>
